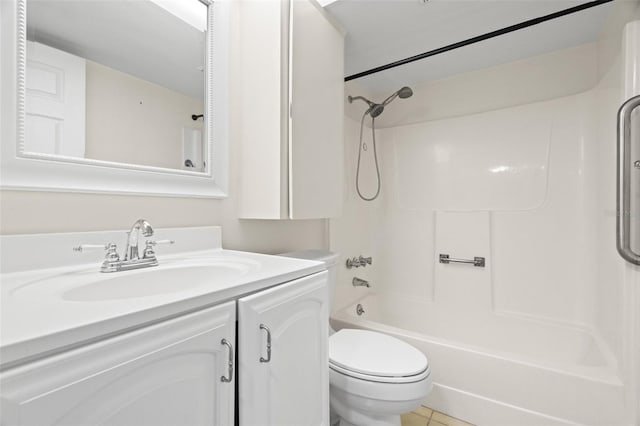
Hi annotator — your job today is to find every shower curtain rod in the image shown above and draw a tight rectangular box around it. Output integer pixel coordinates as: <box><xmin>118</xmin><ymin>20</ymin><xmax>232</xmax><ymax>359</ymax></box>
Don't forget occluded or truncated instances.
<box><xmin>344</xmin><ymin>0</ymin><xmax>613</xmax><ymax>82</ymax></box>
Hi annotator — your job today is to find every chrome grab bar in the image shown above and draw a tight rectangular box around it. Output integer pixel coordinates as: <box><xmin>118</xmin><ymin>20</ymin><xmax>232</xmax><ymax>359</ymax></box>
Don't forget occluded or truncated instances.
<box><xmin>439</xmin><ymin>254</ymin><xmax>485</xmax><ymax>268</ymax></box>
<box><xmin>220</xmin><ymin>338</ymin><xmax>234</xmax><ymax>383</ymax></box>
<box><xmin>259</xmin><ymin>324</ymin><xmax>272</xmax><ymax>363</ymax></box>
<box><xmin>617</xmin><ymin>94</ymin><xmax>640</xmax><ymax>265</ymax></box>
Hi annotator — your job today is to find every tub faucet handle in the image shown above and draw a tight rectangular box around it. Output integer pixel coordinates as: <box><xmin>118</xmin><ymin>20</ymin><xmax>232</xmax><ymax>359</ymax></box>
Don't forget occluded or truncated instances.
<box><xmin>359</xmin><ymin>255</ymin><xmax>372</xmax><ymax>265</ymax></box>
<box><xmin>346</xmin><ymin>255</ymin><xmax>373</xmax><ymax>268</ymax></box>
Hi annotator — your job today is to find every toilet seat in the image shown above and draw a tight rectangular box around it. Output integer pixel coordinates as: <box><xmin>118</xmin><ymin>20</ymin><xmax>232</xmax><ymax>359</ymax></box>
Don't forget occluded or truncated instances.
<box><xmin>329</xmin><ymin>362</ymin><xmax>430</xmax><ymax>384</ymax></box>
<box><xmin>329</xmin><ymin>329</ymin><xmax>429</xmax><ymax>383</ymax></box>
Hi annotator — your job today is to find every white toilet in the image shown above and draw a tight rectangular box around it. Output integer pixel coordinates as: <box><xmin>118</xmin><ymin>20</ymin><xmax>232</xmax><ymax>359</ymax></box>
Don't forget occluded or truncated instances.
<box><xmin>280</xmin><ymin>250</ymin><xmax>432</xmax><ymax>426</ymax></box>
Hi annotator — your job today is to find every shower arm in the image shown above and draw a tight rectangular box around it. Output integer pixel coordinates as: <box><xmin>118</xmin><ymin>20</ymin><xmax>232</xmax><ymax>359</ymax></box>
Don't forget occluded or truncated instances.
<box><xmin>348</xmin><ymin>95</ymin><xmax>375</xmax><ymax>107</ymax></box>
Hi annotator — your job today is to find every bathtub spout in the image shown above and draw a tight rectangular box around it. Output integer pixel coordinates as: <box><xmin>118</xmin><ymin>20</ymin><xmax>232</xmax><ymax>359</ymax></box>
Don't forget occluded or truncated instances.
<box><xmin>352</xmin><ymin>277</ymin><xmax>370</xmax><ymax>287</ymax></box>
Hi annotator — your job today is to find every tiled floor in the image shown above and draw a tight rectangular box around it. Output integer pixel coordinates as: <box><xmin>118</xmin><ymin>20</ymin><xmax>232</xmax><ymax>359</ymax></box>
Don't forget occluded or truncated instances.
<box><xmin>401</xmin><ymin>406</ymin><xmax>475</xmax><ymax>426</ymax></box>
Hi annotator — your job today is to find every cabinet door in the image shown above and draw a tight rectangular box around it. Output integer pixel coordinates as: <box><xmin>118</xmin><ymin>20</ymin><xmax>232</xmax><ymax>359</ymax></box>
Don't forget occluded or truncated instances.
<box><xmin>289</xmin><ymin>0</ymin><xmax>344</xmax><ymax>219</ymax></box>
<box><xmin>238</xmin><ymin>271</ymin><xmax>329</xmax><ymax>426</ymax></box>
<box><xmin>0</xmin><ymin>302</ymin><xmax>236</xmax><ymax>426</ymax></box>
<box><xmin>238</xmin><ymin>0</ymin><xmax>344</xmax><ymax>220</ymax></box>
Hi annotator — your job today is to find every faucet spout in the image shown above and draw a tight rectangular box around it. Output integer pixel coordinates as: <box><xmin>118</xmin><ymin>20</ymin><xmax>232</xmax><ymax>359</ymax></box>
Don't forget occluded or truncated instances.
<box><xmin>352</xmin><ymin>277</ymin><xmax>370</xmax><ymax>288</ymax></box>
<box><xmin>124</xmin><ymin>219</ymin><xmax>154</xmax><ymax>261</ymax></box>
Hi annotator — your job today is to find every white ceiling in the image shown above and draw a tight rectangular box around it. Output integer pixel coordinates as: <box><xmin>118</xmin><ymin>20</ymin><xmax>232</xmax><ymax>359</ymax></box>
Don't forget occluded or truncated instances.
<box><xmin>27</xmin><ymin>0</ymin><xmax>206</xmax><ymax>100</ymax></box>
<box><xmin>323</xmin><ymin>0</ymin><xmax>616</xmax><ymax>94</ymax></box>
<box><xmin>26</xmin><ymin>0</ymin><xmax>620</xmax><ymax>101</ymax></box>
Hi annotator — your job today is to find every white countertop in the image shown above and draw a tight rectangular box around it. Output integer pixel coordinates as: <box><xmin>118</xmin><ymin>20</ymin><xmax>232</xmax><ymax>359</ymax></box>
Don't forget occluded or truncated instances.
<box><xmin>0</xmin><ymin>227</ymin><xmax>325</xmax><ymax>369</ymax></box>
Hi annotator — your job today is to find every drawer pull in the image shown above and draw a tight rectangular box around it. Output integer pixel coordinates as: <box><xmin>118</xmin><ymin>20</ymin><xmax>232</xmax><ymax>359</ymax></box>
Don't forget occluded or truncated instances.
<box><xmin>259</xmin><ymin>324</ymin><xmax>272</xmax><ymax>363</ymax></box>
<box><xmin>220</xmin><ymin>338</ymin><xmax>234</xmax><ymax>382</ymax></box>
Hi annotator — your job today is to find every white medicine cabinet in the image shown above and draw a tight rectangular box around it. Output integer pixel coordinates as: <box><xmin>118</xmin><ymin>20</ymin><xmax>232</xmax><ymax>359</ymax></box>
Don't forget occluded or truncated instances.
<box><xmin>238</xmin><ymin>0</ymin><xmax>345</xmax><ymax>219</ymax></box>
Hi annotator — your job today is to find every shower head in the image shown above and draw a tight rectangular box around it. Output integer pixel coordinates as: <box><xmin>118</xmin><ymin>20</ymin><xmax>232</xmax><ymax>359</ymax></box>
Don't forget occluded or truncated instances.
<box><xmin>398</xmin><ymin>86</ymin><xmax>413</xmax><ymax>98</ymax></box>
<box><xmin>382</xmin><ymin>86</ymin><xmax>413</xmax><ymax>106</ymax></box>
<box><xmin>369</xmin><ymin>104</ymin><xmax>385</xmax><ymax>118</ymax></box>
<box><xmin>348</xmin><ymin>86</ymin><xmax>413</xmax><ymax>118</ymax></box>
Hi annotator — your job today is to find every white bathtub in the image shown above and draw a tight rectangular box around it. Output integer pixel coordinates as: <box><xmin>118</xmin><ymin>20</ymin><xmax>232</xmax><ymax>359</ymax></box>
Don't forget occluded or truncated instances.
<box><xmin>331</xmin><ymin>294</ymin><xmax>626</xmax><ymax>426</ymax></box>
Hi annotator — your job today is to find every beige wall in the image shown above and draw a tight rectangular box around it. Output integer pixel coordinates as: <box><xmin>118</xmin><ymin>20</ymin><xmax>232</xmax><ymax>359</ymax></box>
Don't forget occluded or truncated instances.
<box><xmin>0</xmin><ymin>2</ymin><xmax>328</xmax><ymax>254</ymax></box>
<box><xmin>85</xmin><ymin>60</ymin><xmax>203</xmax><ymax>170</ymax></box>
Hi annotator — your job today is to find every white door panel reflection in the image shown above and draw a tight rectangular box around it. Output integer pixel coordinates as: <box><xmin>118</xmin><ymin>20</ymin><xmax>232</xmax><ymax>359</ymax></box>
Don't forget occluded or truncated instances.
<box><xmin>25</xmin><ymin>41</ymin><xmax>85</xmax><ymax>157</ymax></box>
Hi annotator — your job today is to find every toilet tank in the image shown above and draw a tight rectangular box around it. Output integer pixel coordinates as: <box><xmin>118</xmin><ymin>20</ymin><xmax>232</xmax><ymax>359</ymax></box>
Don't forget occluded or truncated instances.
<box><xmin>278</xmin><ymin>250</ymin><xmax>339</xmax><ymax>312</ymax></box>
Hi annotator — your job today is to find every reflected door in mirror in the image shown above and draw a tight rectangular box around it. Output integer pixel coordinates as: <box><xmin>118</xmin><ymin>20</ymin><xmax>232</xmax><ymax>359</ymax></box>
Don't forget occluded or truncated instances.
<box><xmin>25</xmin><ymin>41</ymin><xmax>86</xmax><ymax>157</ymax></box>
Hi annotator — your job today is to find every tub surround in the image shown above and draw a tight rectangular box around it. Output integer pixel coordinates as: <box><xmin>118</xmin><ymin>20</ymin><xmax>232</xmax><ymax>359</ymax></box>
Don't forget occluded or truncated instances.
<box><xmin>0</xmin><ymin>226</ymin><xmax>324</xmax><ymax>368</ymax></box>
<box><xmin>330</xmin><ymin>13</ymin><xmax>640</xmax><ymax>425</ymax></box>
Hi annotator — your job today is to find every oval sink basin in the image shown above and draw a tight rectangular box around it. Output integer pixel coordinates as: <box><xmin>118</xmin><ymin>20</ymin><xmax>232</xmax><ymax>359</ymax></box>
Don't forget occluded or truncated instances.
<box><xmin>9</xmin><ymin>256</ymin><xmax>261</xmax><ymax>302</ymax></box>
<box><xmin>62</xmin><ymin>263</ymin><xmax>249</xmax><ymax>301</ymax></box>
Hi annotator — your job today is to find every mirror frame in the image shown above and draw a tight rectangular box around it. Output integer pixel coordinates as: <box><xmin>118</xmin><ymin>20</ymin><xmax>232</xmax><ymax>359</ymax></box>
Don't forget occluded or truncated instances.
<box><xmin>0</xmin><ymin>0</ymin><xmax>229</xmax><ymax>198</ymax></box>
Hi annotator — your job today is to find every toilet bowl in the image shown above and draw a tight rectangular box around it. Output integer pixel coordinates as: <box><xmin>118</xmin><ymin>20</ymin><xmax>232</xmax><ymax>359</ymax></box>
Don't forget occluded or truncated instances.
<box><xmin>329</xmin><ymin>329</ymin><xmax>432</xmax><ymax>426</ymax></box>
<box><xmin>279</xmin><ymin>250</ymin><xmax>432</xmax><ymax>426</ymax></box>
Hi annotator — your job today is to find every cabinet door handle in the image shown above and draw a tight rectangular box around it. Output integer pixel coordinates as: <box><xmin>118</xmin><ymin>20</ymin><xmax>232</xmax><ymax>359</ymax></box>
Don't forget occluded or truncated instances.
<box><xmin>220</xmin><ymin>338</ymin><xmax>234</xmax><ymax>383</ymax></box>
<box><xmin>259</xmin><ymin>324</ymin><xmax>272</xmax><ymax>363</ymax></box>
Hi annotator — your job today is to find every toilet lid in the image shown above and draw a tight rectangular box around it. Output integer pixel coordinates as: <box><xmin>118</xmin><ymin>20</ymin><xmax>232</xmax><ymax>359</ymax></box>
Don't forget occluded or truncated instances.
<box><xmin>329</xmin><ymin>329</ymin><xmax>428</xmax><ymax>378</ymax></box>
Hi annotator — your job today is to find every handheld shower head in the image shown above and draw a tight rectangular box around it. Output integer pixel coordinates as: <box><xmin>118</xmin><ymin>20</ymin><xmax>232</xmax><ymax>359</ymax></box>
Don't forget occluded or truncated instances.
<box><xmin>398</xmin><ymin>86</ymin><xmax>413</xmax><ymax>98</ymax></box>
<box><xmin>382</xmin><ymin>86</ymin><xmax>413</xmax><ymax>106</ymax></box>
<box><xmin>348</xmin><ymin>86</ymin><xmax>413</xmax><ymax>118</ymax></box>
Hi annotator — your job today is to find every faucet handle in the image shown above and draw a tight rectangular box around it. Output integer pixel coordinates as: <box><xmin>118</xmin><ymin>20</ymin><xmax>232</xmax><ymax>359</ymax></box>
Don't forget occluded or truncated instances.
<box><xmin>143</xmin><ymin>241</ymin><xmax>156</xmax><ymax>260</ymax></box>
<box><xmin>73</xmin><ymin>244</ymin><xmax>109</xmax><ymax>252</ymax></box>
<box><xmin>346</xmin><ymin>255</ymin><xmax>373</xmax><ymax>268</ymax></box>
<box><xmin>147</xmin><ymin>239</ymin><xmax>175</xmax><ymax>246</ymax></box>
<box><xmin>143</xmin><ymin>239</ymin><xmax>174</xmax><ymax>259</ymax></box>
<box><xmin>73</xmin><ymin>243</ymin><xmax>119</xmax><ymax>261</ymax></box>
<box><xmin>101</xmin><ymin>243</ymin><xmax>121</xmax><ymax>273</ymax></box>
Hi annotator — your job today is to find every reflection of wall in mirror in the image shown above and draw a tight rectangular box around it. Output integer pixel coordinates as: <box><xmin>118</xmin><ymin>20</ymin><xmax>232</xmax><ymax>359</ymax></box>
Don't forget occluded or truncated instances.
<box><xmin>85</xmin><ymin>60</ymin><xmax>204</xmax><ymax>170</ymax></box>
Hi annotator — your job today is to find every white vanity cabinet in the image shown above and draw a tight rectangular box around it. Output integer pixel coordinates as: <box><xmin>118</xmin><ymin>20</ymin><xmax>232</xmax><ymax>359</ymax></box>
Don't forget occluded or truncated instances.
<box><xmin>0</xmin><ymin>271</ymin><xmax>329</xmax><ymax>426</ymax></box>
<box><xmin>238</xmin><ymin>0</ymin><xmax>344</xmax><ymax>219</ymax></box>
<box><xmin>0</xmin><ymin>302</ymin><xmax>237</xmax><ymax>426</ymax></box>
<box><xmin>238</xmin><ymin>271</ymin><xmax>329</xmax><ymax>426</ymax></box>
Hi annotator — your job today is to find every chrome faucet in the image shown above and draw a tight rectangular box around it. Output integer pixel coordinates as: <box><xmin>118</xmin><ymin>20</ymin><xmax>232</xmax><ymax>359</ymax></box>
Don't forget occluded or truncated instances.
<box><xmin>124</xmin><ymin>219</ymin><xmax>154</xmax><ymax>261</ymax></box>
<box><xmin>352</xmin><ymin>277</ymin><xmax>370</xmax><ymax>288</ymax></box>
<box><xmin>73</xmin><ymin>219</ymin><xmax>174</xmax><ymax>273</ymax></box>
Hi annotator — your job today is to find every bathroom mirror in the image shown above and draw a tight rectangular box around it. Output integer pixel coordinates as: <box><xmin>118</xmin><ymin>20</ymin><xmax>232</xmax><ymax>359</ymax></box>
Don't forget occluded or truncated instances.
<box><xmin>0</xmin><ymin>0</ymin><xmax>229</xmax><ymax>197</ymax></box>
